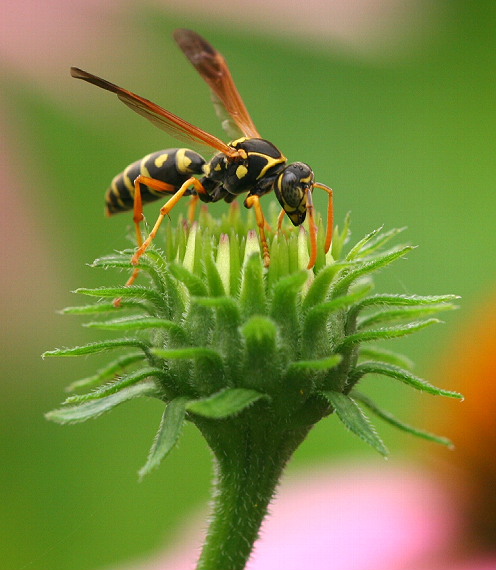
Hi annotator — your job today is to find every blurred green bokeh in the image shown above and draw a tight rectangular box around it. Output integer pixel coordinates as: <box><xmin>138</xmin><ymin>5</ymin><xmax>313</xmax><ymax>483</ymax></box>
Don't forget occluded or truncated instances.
<box><xmin>1</xmin><ymin>3</ymin><xmax>495</xmax><ymax>569</ymax></box>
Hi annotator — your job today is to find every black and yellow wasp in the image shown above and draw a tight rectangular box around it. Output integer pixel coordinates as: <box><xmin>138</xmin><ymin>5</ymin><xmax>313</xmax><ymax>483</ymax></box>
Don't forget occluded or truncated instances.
<box><xmin>71</xmin><ymin>29</ymin><xmax>334</xmax><ymax>285</ymax></box>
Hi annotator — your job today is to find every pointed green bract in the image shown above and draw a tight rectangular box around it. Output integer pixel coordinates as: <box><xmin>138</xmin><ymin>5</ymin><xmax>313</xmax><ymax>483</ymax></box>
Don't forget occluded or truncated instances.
<box><xmin>168</xmin><ymin>262</ymin><xmax>208</xmax><ymax>297</ymax></box>
<box><xmin>321</xmin><ymin>390</ymin><xmax>389</xmax><ymax>456</ymax></box>
<box><xmin>42</xmin><ymin>338</ymin><xmax>151</xmax><ymax>358</ymax></box>
<box><xmin>76</xmin><ymin>286</ymin><xmax>167</xmax><ymax>309</ymax></box>
<box><xmin>84</xmin><ymin>316</ymin><xmax>187</xmax><ymax>340</ymax></box>
<box><xmin>287</xmin><ymin>355</ymin><xmax>342</xmax><ymax>372</ymax></box>
<box><xmin>66</xmin><ymin>352</ymin><xmax>146</xmax><ymax>392</ymax></box>
<box><xmin>357</xmin><ymin>305</ymin><xmax>456</xmax><ymax>329</ymax></box>
<box><xmin>62</xmin><ymin>301</ymin><xmax>150</xmax><ymax>315</ymax></box>
<box><xmin>139</xmin><ymin>397</ymin><xmax>188</xmax><ymax>479</ymax></box>
<box><xmin>46</xmin><ymin>380</ymin><xmax>158</xmax><ymax>423</ymax></box>
<box><xmin>63</xmin><ymin>367</ymin><xmax>165</xmax><ymax>404</ymax></box>
<box><xmin>301</xmin><ymin>261</ymin><xmax>352</xmax><ymax>312</ymax></box>
<box><xmin>352</xmin><ymin>391</ymin><xmax>454</xmax><ymax>448</ymax></box>
<box><xmin>358</xmin><ymin>346</ymin><xmax>414</xmax><ymax>370</ymax></box>
<box><xmin>239</xmin><ymin>252</ymin><xmax>267</xmax><ymax>318</ymax></box>
<box><xmin>332</xmin><ymin>246</ymin><xmax>414</xmax><ymax>297</ymax></box>
<box><xmin>349</xmin><ymin>361</ymin><xmax>463</xmax><ymax>398</ymax></box>
<box><xmin>337</xmin><ymin>319</ymin><xmax>441</xmax><ymax>350</ymax></box>
<box><xmin>186</xmin><ymin>388</ymin><xmax>268</xmax><ymax>419</ymax></box>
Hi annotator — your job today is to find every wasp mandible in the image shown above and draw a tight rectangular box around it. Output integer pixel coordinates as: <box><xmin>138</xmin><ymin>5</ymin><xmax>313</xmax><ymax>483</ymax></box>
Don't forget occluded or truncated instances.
<box><xmin>71</xmin><ymin>29</ymin><xmax>334</xmax><ymax>285</ymax></box>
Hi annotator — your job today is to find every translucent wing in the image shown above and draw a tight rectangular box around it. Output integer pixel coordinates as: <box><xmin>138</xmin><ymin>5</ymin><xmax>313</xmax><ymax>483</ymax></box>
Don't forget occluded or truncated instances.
<box><xmin>173</xmin><ymin>29</ymin><xmax>261</xmax><ymax>139</ymax></box>
<box><xmin>70</xmin><ymin>67</ymin><xmax>236</xmax><ymax>156</ymax></box>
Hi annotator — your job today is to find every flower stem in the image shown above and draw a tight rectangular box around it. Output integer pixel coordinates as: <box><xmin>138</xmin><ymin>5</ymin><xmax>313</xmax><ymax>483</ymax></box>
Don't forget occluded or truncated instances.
<box><xmin>195</xmin><ymin>418</ymin><xmax>311</xmax><ymax>570</ymax></box>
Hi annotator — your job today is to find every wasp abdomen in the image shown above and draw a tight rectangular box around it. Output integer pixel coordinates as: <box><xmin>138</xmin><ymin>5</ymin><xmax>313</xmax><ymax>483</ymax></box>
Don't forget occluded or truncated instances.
<box><xmin>105</xmin><ymin>148</ymin><xmax>205</xmax><ymax>215</ymax></box>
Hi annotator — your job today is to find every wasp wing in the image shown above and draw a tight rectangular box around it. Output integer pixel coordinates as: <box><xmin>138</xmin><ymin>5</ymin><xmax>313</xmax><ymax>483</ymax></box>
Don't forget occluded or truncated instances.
<box><xmin>70</xmin><ymin>67</ymin><xmax>236</xmax><ymax>156</ymax></box>
<box><xmin>173</xmin><ymin>29</ymin><xmax>261</xmax><ymax>139</ymax></box>
<box><xmin>210</xmin><ymin>91</ymin><xmax>245</xmax><ymax>141</ymax></box>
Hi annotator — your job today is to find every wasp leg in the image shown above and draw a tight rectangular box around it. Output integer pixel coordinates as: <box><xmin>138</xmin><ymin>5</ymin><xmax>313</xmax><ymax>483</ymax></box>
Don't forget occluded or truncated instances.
<box><xmin>132</xmin><ymin>176</ymin><xmax>207</xmax><ymax>266</ymax></box>
<box><xmin>132</xmin><ymin>175</ymin><xmax>177</xmax><ymax>242</ymax></box>
<box><xmin>305</xmin><ymin>189</ymin><xmax>318</xmax><ymax>270</ymax></box>
<box><xmin>276</xmin><ymin>208</ymin><xmax>286</xmax><ymax>233</ymax></box>
<box><xmin>187</xmin><ymin>193</ymin><xmax>200</xmax><ymax>223</ymax></box>
<box><xmin>315</xmin><ymin>182</ymin><xmax>334</xmax><ymax>254</ymax></box>
<box><xmin>113</xmin><ymin>175</ymin><xmax>178</xmax><ymax>307</ymax></box>
<box><xmin>244</xmin><ymin>195</ymin><xmax>271</xmax><ymax>267</ymax></box>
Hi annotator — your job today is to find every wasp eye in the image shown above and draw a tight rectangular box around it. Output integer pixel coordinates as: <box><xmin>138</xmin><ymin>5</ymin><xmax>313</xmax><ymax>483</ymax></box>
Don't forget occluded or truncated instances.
<box><xmin>280</xmin><ymin>171</ymin><xmax>301</xmax><ymax>206</ymax></box>
<box><xmin>275</xmin><ymin>163</ymin><xmax>314</xmax><ymax>226</ymax></box>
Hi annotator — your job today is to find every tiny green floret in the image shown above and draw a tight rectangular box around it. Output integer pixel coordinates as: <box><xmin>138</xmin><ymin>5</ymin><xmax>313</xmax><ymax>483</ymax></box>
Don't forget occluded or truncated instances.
<box><xmin>45</xmin><ymin>208</ymin><xmax>461</xmax><ymax>570</ymax></box>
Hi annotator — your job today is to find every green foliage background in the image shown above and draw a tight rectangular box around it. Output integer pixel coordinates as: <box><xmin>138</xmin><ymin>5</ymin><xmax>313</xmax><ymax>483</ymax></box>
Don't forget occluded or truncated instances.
<box><xmin>1</xmin><ymin>3</ymin><xmax>494</xmax><ymax>569</ymax></box>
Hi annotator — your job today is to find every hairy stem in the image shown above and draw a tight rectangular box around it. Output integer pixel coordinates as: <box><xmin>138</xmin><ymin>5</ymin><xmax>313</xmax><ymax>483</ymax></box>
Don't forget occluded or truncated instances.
<box><xmin>195</xmin><ymin>418</ymin><xmax>311</xmax><ymax>570</ymax></box>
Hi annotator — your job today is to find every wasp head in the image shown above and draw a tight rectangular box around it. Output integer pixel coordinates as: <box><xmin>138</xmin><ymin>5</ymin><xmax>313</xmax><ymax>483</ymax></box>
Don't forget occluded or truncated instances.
<box><xmin>275</xmin><ymin>162</ymin><xmax>315</xmax><ymax>226</ymax></box>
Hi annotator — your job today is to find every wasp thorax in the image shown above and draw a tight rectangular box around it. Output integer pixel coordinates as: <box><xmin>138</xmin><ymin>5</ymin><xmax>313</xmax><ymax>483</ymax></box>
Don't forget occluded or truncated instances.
<box><xmin>275</xmin><ymin>162</ymin><xmax>315</xmax><ymax>226</ymax></box>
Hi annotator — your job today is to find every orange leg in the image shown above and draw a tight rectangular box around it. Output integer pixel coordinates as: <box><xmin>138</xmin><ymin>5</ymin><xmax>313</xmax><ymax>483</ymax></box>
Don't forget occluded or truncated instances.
<box><xmin>132</xmin><ymin>176</ymin><xmax>207</xmax><ymax>266</ymax></box>
<box><xmin>244</xmin><ymin>195</ymin><xmax>271</xmax><ymax>267</ymax></box>
<box><xmin>305</xmin><ymin>189</ymin><xmax>318</xmax><ymax>270</ymax></box>
<box><xmin>187</xmin><ymin>193</ymin><xmax>200</xmax><ymax>223</ymax></box>
<box><xmin>314</xmin><ymin>182</ymin><xmax>334</xmax><ymax>254</ymax></box>
<box><xmin>114</xmin><ymin>175</ymin><xmax>179</xmax><ymax>307</ymax></box>
<box><xmin>276</xmin><ymin>208</ymin><xmax>286</xmax><ymax>233</ymax></box>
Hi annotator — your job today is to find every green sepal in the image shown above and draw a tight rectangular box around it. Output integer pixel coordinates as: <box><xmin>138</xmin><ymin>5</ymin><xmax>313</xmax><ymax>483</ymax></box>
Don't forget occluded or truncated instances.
<box><xmin>151</xmin><ymin>347</ymin><xmax>222</xmax><ymax>366</ymax></box>
<box><xmin>358</xmin><ymin>346</ymin><xmax>414</xmax><ymax>370</ymax></box>
<box><xmin>349</xmin><ymin>361</ymin><xmax>463</xmax><ymax>398</ymax></box>
<box><xmin>45</xmin><ymin>380</ymin><xmax>158</xmax><ymax>423</ymax></box>
<box><xmin>330</xmin><ymin>211</ymin><xmax>351</xmax><ymax>260</ymax></box>
<box><xmin>239</xmin><ymin>253</ymin><xmax>266</xmax><ymax>318</ymax></box>
<box><xmin>228</xmin><ymin>231</ymin><xmax>242</xmax><ymax>298</ymax></box>
<box><xmin>302</xmin><ymin>261</ymin><xmax>352</xmax><ymax>312</ymax></box>
<box><xmin>352</xmin><ymin>391</ymin><xmax>454</xmax><ymax>448</ymax></box>
<box><xmin>215</xmin><ymin>233</ymin><xmax>231</xmax><ymax>295</ymax></box>
<box><xmin>353</xmin><ymin>293</ymin><xmax>459</xmax><ymax>328</ymax></box>
<box><xmin>181</xmin><ymin>221</ymin><xmax>198</xmax><ymax>273</ymax></box>
<box><xmin>346</xmin><ymin>227</ymin><xmax>406</xmax><ymax>260</ymax></box>
<box><xmin>355</xmin><ymin>293</ymin><xmax>460</xmax><ymax>310</ymax></box>
<box><xmin>63</xmin><ymin>367</ymin><xmax>165</xmax><ymax>404</ymax></box>
<box><xmin>266</xmin><ymin>234</ymin><xmax>289</xmax><ymax>289</ymax></box>
<box><xmin>321</xmin><ymin>390</ymin><xmax>389</xmax><ymax>456</ymax></box>
<box><xmin>151</xmin><ymin>347</ymin><xmax>225</xmax><ymax>394</ymax></box>
<box><xmin>287</xmin><ymin>232</ymin><xmax>300</xmax><ymax>274</ymax></box>
<box><xmin>302</xmin><ymin>284</ymin><xmax>372</xmax><ymax>359</ymax></box>
<box><xmin>138</xmin><ymin>397</ymin><xmax>188</xmax><ymax>479</ymax></box>
<box><xmin>186</xmin><ymin>388</ymin><xmax>268</xmax><ymax>419</ymax></box>
<box><xmin>337</xmin><ymin>319</ymin><xmax>441</xmax><ymax>350</ymax></box>
<box><xmin>42</xmin><ymin>338</ymin><xmax>151</xmax><ymax>358</ymax></box>
<box><xmin>62</xmin><ymin>301</ymin><xmax>151</xmax><ymax>315</ymax></box>
<box><xmin>75</xmin><ymin>286</ymin><xmax>167</xmax><ymax>310</ymax></box>
<box><xmin>240</xmin><ymin>316</ymin><xmax>279</xmax><ymax>390</ymax></box>
<box><xmin>83</xmin><ymin>316</ymin><xmax>188</xmax><ymax>344</ymax></box>
<box><xmin>346</xmin><ymin>226</ymin><xmax>384</xmax><ymax>260</ymax></box>
<box><xmin>276</xmin><ymin>356</ymin><xmax>342</xmax><ymax>415</ymax></box>
<box><xmin>65</xmin><ymin>352</ymin><xmax>146</xmax><ymax>392</ymax></box>
<box><xmin>145</xmin><ymin>249</ymin><xmax>186</xmax><ymax>318</ymax></box>
<box><xmin>194</xmin><ymin>296</ymin><xmax>242</xmax><ymax>383</ymax></box>
<box><xmin>332</xmin><ymin>246</ymin><xmax>415</xmax><ymax>297</ymax></box>
<box><xmin>193</xmin><ymin>296</ymin><xmax>241</xmax><ymax>326</ymax></box>
<box><xmin>91</xmin><ymin>251</ymin><xmax>163</xmax><ymax>291</ymax></box>
<box><xmin>269</xmin><ymin>271</ymin><xmax>308</xmax><ymax>355</ymax></box>
<box><xmin>168</xmin><ymin>262</ymin><xmax>208</xmax><ymax>297</ymax></box>
<box><xmin>204</xmin><ymin>251</ymin><xmax>226</xmax><ymax>297</ymax></box>
<box><xmin>287</xmin><ymin>355</ymin><xmax>342</xmax><ymax>373</ymax></box>
<box><xmin>358</xmin><ymin>305</ymin><xmax>456</xmax><ymax>329</ymax></box>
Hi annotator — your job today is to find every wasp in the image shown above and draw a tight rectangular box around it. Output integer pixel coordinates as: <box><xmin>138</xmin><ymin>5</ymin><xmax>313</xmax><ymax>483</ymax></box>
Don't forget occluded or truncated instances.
<box><xmin>71</xmin><ymin>29</ymin><xmax>334</xmax><ymax>287</ymax></box>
